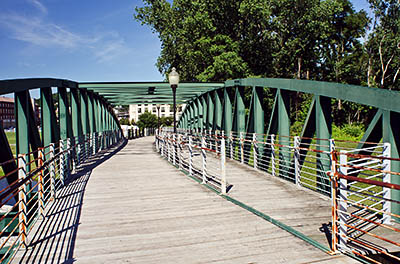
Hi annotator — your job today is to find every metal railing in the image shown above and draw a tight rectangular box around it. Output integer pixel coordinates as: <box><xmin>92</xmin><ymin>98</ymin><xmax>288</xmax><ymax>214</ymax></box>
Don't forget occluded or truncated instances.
<box><xmin>156</xmin><ymin>128</ymin><xmax>400</xmax><ymax>263</ymax></box>
<box><xmin>0</xmin><ymin>130</ymin><xmax>123</xmax><ymax>263</ymax></box>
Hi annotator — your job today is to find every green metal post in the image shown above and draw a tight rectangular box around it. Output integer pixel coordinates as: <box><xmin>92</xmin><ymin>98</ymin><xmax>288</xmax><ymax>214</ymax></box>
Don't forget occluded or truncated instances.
<box><xmin>41</xmin><ymin>87</ymin><xmax>58</xmax><ymax>149</ymax></box>
<box><xmin>202</xmin><ymin>95</ymin><xmax>207</xmax><ymax>131</ymax></box>
<box><xmin>71</xmin><ymin>89</ymin><xmax>83</xmax><ymax>137</ymax></box>
<box><xmin>234</xmin><ymin>86</ymin><xmax>246</xmax><ymax>133</ymax></box>
<box><xmin>193</xmin><ymin>98</ymin><xmax>199</xmax><ymax>131</ymax></box>
<box><xmin>58</xmin><ymin>87</ymin><xmax>71</xmax><ymax>140</ymax></box>
<box><xmin>315</xmin><ymin>96</ymin><xmax>332</xmax><ymax>195</ymax></box>
<box><xmin>213</xmin><ymin>89</ymin><xmax>223</xmax><ymax>131</ymax></box>
<box><xmin>197</xmin><ymin>97</ymin><xmax>204</xmax><ymax>132</ymax></box>
<box><xmin>277</xmin><ymin>89</ymin><xmax>291</xmax><ymax>181</ymax></box>
<box><xmin>383</xmin><ymin>110</ymin><xmax>400</xmax><ymax>221</ymax></box>
<box><xmin>15</xmin><ymin>90</ymin><xmax>30</xmax><ymax>167</ymax></box>
<box><xmin>207</xmin><ymin>92</ymin><xmax>214</xmax><ymax>131</ymax></box>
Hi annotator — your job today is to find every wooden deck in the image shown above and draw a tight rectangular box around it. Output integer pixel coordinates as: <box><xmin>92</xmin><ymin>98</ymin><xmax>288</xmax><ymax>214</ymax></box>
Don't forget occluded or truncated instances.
<box><xmin>13</xmin><ymin>137</ymin><xmax>356</xmax><ymax>263</ymax></box>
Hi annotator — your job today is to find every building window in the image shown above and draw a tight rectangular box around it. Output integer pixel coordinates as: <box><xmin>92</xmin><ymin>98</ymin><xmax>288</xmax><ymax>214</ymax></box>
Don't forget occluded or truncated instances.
<box><xmin>152</xmin><ymin>107</ymin><xmax>156</xmax><ymax>112</ymax></box>
<box><xmin>161</xmin><ymin>107</ymin><xmax>165</xmax><ymax>112</ymax></box>
<box><xmin>138</xmin><ymin>108</ymin><xmax>142</xmax><ymax>113</ymax></box>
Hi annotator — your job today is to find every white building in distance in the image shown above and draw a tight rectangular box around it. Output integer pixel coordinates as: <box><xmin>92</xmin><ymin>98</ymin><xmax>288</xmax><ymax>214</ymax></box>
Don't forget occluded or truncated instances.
<box><xmin>129</xmin><ymin>104</ymin><xmax>186</xmax><ymax>123</ymax></box>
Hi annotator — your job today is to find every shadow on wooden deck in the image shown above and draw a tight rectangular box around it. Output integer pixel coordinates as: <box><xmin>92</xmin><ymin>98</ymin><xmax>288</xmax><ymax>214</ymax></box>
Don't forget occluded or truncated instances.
<box><xmin>14</xmin><ymin>140</ymin><xmax>128</xmax><ymax>264</ymax></box>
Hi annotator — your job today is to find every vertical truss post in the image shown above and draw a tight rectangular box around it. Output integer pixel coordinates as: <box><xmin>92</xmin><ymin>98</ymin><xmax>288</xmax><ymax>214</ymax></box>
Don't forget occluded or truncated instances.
<box><xmin>71</xmin><ymin>88</ymin><xmax>82</xmax><ymax>165</ymax></box>
<box><xmin>271</xmin><ymin>135</ymin><xmax>276</xmax><ymax>177</ymax></box>
<box><xmin>240</xmin><ymin>132</ymin><xmax>244</xmax><ymax>164</ymax></box>
<box><xmin>234</xmin><ymin>86</ymin><xmax>246</xmax><ymax>133</ymax></box>
<box><xmin>201</xmin><ymin>95</ymin><xmax>207</xmax><ymax>130</ymax></box>
<box><xmin>294</xmin><ymin>136</ymin><xmax>300</xmax><ymax>186</ymax></box>
<box><xmin>18</xmin><ymin>154</ymin><xmax>27</xmax><ymax>247</ymax></box>
<box><xmin>58</xmin><ymin>87</ymin><xmax>71</xmax><ymax>141</ymax></box>
<box><xmin>189</xmin><ymin>135</ymin><xmax>193</xmax><ymax>177</ymax></box>
<box><xmin>207</xmin><ymin>92</ymin><xmax>214</xmax><ymax>131</ymax></box>
<box><xmin>201</xmin><ymin>135</ymin><xmax>207</xmax><ymax>184</ymax></box>
<box><xmin>383</xmin><ymin>110</ymin><xmax>400</xmax><ymax>222</ymax></box>
<box><xmin>223</xmin><ymin>87</ymin><xmax>233</xmax><ymax>156</ymax></box>
<box><xmin>338</xmin><ymin>151</ymin><xmax>348</xmax><ymax>249</ymax></box>
<box><xmin>15</xmin><ymin>90</ymin><xmax>30</xmax><ymax>176</ymax></box>
<box><xmin>382</xmin><ymin>142</ymin><xmax>391</xmax><ymax>224</ymax></box>
<box><xmin>213</xmin><ymin>89</ymin><xmax>223</xmax><ymax>131</ymax></box>
<box><xmin>81</xmin><ymin>89</ymin><xmax>89</xmax><ymax>156</ymax></box>
<box><xmin>277</xmin><ymin>89</ymin><xmax>291</xmax><ymax>181</ymax></box>
<box><xmin>221</xmin><ymin>135</ymin><xmax>226</xmax><ymax>194</ymax></box>
<box><xmin>88</xmin><ymin>92</ymin><xmax>95</xmax><ymax>156</ymax></box>
<box><xmin>197</xmin><ymin>97</ymin><xmax>203</xmax><ymax>132</ymax></box>
<box><xmin>316</xmin><ymin>95</ymin><xmax>332</xmax><ymax>195</ymax></box>
<box><xmin>193</xmin><ymin>99</ymin><xmax>199</xmax><ymax>130</ymax></box>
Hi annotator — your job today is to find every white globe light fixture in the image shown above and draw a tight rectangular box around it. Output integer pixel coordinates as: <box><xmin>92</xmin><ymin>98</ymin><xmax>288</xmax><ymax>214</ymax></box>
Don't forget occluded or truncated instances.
<box><xmin>168</xmin><ymin>67</ymin><xmax>179</xmax><ymax>133</ymax></box>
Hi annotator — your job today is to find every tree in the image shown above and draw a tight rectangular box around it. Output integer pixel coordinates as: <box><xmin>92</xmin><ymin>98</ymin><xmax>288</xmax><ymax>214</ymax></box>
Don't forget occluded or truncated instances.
<box><xmin>160</xmin><ymin>116</ymin><xmax>174</xmax><ymax>126</ymax></box>
<box><xmin>136</xmin><ymin>111</ymin><xmax>157</xmax><ymax>129</ymax></box>
<box><xmin>119</xmin><ymin>118</ymin><xmax>130</xmax><ymax>125</ymax></box>
<box><xmin>365</xmin><ymin>0</ymin><xmax>400</xmax><ymax>90</ymax></box>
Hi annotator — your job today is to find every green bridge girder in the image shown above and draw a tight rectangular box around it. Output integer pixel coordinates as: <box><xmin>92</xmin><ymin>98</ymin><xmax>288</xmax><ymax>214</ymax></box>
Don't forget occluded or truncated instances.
<box><xmin>1</xmin><ymin>77</ymin><xmax>400</xmax><ymax>221</ymax></box>
<box><xmin>178</xmin><ymin>78</ymin><xmax>400</xmax><ymax>220</ymax></box>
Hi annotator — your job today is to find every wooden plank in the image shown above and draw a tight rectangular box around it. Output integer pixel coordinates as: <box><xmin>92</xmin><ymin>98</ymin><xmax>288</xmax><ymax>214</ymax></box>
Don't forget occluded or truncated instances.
<box><xmin>13</xmin><ymin>137</ymin><xmax>355</xmax><ymax>263</ymax></box>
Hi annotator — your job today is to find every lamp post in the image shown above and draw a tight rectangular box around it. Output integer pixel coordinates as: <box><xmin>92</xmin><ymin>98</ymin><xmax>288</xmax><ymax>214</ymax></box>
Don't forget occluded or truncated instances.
<box><xmin>168</xmin><ymin>67</ymin><xmax>179</xmax><ymax>133</ymax></box>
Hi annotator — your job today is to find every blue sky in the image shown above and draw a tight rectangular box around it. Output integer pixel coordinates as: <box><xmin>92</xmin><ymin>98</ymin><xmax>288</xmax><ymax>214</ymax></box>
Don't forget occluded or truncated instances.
<box><xmin>0</xmin><ymin>0</ymin><xmax>371</xmax><ymax>84</ymax></box>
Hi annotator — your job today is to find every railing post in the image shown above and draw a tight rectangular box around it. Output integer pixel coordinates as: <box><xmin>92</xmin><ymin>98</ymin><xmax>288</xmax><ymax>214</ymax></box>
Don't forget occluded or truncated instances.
<box><xmin>209</xmin><ymin>129</ymin><xmax>212</xmax><ymax>150</ymax></box>
<box><xmin>294</xmin><ymin>136</ymin><xmax>300</xmax><ymax>186</ymax></box>
<box><xmin>271</xmin><ymin>134</ymin><xmax>276</xmax><ymax>177</ymax></box>
<box><xmin>18</xmin><ymin>154</ymin><xmax>27</xmax><ymax>247</ymax></box>
<box><xmin>161</xmin><ymin>131</ymin><xmax>165</xmax><ymax>157</ymax></box>
<box><xmin>338</xmin><ymin>151</ymin><xmax>348</xmax><ymax>249</ymax></box>
<box><xmin>221</xmin><ymin>135</ymin><xmax>226</xmax><ymax>194</ymax></box>
<box><xmin>382</xmin><ymin>142</ymin><xmax>391</xmax><ymax>224</ymax></box>
<box><xmin>229</xmin><ymin>131</ymin><xmax>233</xmax><ymax>160</ymax></box>
<box><xmin>172</xmin><ymin>133</ymin><xmax>176</xmax><ymax>166</ymax></box>
<box><xmin>167</xmin><ymin>133</ymin><xmax>171</xmax><ymax>163</ymax></box>
<box><xmin>201</xmin><ymin>135</ymin><xmax>207</xmax><ymax>184</ymax></box>
<box><xmin>253</xmin><ymin>133</ymin><xmax>258</xmax><ymax>169</ymax></box>
<box><xmin>67</xmin><ymin>137</ymin><xmax>72</xmax><ymax>177</ymax></box>
<box><xmin>38</xmin><ymin>148</ymin><xmax>45</xmax><ymax>217</ymax></box>
<box><xmin>178</xmin><ymin>134</ymin><xmax>183</xmax><ymax>170</ymax></box>
<box><xmin>60</xmin><ymin>139</ymin><xmax>65</xmax><ymax>186</ymax></box>
<box><xmin>215</xmin><ymin>130</ymin><xmax>219</xmax><ymax>154</ymax></box>
<box><xmin>240</xmin><ymin>132</ymin><xmax>244</xmax><ymax>164</ymax></box>
<box><xmin>50</xmin><ymin>143</ymin><xmax>56</xmax><ymax>198</ymax></box>
<box><xmin>92</xmin><ymin>133</ymin><xmax>96</xmax><ymax>156</ymax></box>
<box><xmin>189</xmin><ymin>135</ymin><xmax>193</xmax><ymax>177</ymax></box>
<box><xmin>330</xmin><ymin>149</ymin><xmax>339</xmax><ymax>253</ymax></box>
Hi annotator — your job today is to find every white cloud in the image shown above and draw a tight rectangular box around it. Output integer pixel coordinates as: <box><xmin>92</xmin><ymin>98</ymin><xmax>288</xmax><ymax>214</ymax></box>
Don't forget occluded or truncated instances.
<box><xmin>0</xmin><ymin>13</ymin><xmax>130</xmax><ymax>63</ymax></box>
<box><xmin>28</xmin><ymin>0</ymin><xmax>47</xmax><ymax>14</ymax></box>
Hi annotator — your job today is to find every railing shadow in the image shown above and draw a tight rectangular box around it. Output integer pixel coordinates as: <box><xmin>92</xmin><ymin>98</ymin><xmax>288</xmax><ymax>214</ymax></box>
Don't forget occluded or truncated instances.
<box><xmin>14</xmin><ymin>139</ymin><xmax>128</xmax><ymax>264</ymax></box>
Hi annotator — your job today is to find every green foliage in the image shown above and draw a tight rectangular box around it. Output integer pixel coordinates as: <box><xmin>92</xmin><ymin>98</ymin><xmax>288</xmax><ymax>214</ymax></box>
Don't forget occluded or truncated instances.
<box><xmin>119</xmin><ymin>118</ymin><xmax>130</xmax><ymax>125</ymax></box>
<box><xmin>135</xmin><ymin>0</ymin><xmax>397</xmax><ymax>129</ymax></box>
<box><xmin>332</xmin><ymin>123</ymin><xmax>365</xmax><ymax>141</ymax></box>
<box><xmin>365</xmin><ymin>0</ymin><xmax>400</xmax><ymax>90</ymax></box>
<box><xmin>160</xmin><ymin>116</ymin><xmax>174</xmax><ymax>126</ymax></box>
<box><xmin>137</xmin><ymin>111</ymin><xmax>158</xmax><ymax>129</ymax></box>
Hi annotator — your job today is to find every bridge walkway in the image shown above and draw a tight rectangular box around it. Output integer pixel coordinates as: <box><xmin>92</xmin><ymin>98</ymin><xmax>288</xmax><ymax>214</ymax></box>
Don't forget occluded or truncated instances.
<box><xmin>13</xmin><ymin>137</ymin><xmax>355</xmax><ymax>263</ymax></box>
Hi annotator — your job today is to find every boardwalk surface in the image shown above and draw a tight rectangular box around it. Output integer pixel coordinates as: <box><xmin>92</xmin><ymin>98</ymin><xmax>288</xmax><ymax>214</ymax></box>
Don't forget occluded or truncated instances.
<box><xmin>13</xmin><ymin>137</ymin><xmax>355</xmax><ymax>263</ymax></box>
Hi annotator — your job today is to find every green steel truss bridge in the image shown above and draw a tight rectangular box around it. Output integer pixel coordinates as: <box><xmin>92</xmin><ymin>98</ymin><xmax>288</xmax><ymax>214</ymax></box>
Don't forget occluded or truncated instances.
<box><xmin>0</xmin><ymin>77</ymin><xmax>399</xmax><ymax>263</ymax></box>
